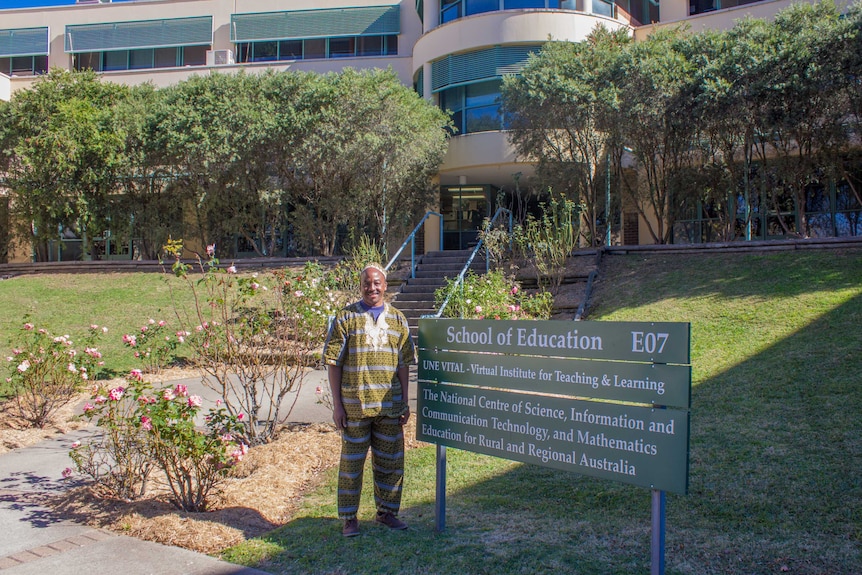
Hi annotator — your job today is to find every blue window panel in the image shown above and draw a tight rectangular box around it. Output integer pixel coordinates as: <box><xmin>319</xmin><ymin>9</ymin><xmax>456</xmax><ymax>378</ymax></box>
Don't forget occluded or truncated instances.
<box><xmin>0</xmin><ymin>27</ymin><xmax>48</xmax><ymax>58</ymax></box>
<box><xmin>66</xmin><ymin>16</ymin><xmax>212</xmax><ymax>52</ymax></box>
<box><xmin>232</xmin><ymin>6</ymin><xmax>399</xmax><ymax>42</ymax></box>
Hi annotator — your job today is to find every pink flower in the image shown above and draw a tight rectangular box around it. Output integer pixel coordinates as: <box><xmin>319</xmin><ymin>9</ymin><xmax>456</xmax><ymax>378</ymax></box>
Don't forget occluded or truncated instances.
<box><xmin>215</xmin><ymin>399</ymin><xmax>222</xmax><ymax>407</ymax></box>
<box><xmin>108</xmin><ymin>387</ymin><xmax>125</xmax><ymax>401</ymax></box>
<box><xmin>68</xmin><ymin>363</ymin><xmax>78</xmax><ymax>373</ymax></box>
<box><xmin>237</xmin><ymin>413</ymin><xmax>245</xmax><ymax>421</ymax></box>
<box><xmin>174</xmin><ymin>384</ymin><xmax>188</xmax><ymax>397</ymax></box>
<box><xmin>94</xmin><ymin>395</ymin><xmax>108</xmax><ymax>404</ymax></box>
<box><xmin>101</xmin><ymin>326</ymin><xmax>109</xmax><ymax>334</ymax></box>
<box><xmin>511</xmin><ymin>285</ymin><xmax>519</xmax><ymax>295</ymax></box>
<box><xmin>140</xmin><ymin>416</ymin><xmax>153</xmax><ymax>431</ymax></box>
<box><xmin>315</xmin><ymin>386</ymin><xmax>323</xmax><ymax>394</ymax></box>
<box><xmin>220</xmin><ymin>433</ymin><xmax>233</xmax><ymax>442</ymax></box>
<box><xmin>475</xmin><ymin>305</ymin><xmax>483</xmax><ymax>314</ymax></box>
<box><xmin>83</xmin><ymin>402</ymin><xmax>95</xmax><ymax>413</ymax></box>
<box><xmin>17</xmin><ymin>360</ymin><xmax>30</xmax><ymax>373</ymax></box>
<box><xmin>90</xmin><ymin>324</ymin><xmax>99</xmax><ymax>330</ymax></box>
<box><xmin>61</xmin><ymin>467</ymin><xmax>73</xmax><ymax>479</ymax></box>
<box><xmin>227</xmin><ymin>265</ymin><xmax>237</xmax><ymax>274</ymax></box>
<box><xmin>158</xmin><ymin>320</ymin><xmax>166</xmax><ymax>327</ymax></box>
<box><xmin>23</xmin><ymin>323</ymin><xmax>34</xmax><ymax>330</ymax></box>
<box><xmin>129</xmin><ymin>369</ymin><xmax>143</xmax><ymax>381</ymax></box>
<box><xmin>294</xmin><ymin>290</ymin><xmax>304</xmax><ymax>298</ymax></box>
<box><xmin>250</xmin><ymin>282</ymin><xmax>260</xmax><ymax>290</ymax></box>
<box><xmin>163</xmin><ymin>389</ymin><xmax>176</xmax><ymax>401</ymax></box>
<box><xmin>71</xmin><ymin>441</ymin><xmax>81</xmax><ymax>449</ymax></box>
<box><xmin>140</xmin><ymin>325</ymin><xmax>148</xmax><ymax>333</ymax></box>
<box><xmin>148</xmin><ymin>318</ymin><xmax>156</xmax><ymax>325</ymax></box>
<box><xmin>229</xmin><ymin>444</ymin><xmax>249</xmax><ymax>463</ymax></box>
<box><xmin>122</xmin><ymin>334</ymin><xmax>137</xmax><ymax>347</ymax></box>
<box><xmin>12</xmin><ymin>348</ymin><xmax>22</xmax><ymax>355</ymax></box>
<box><xmin>206</xmin><ymin>244</ymin><xmax>216</xmax><ymax>257</ymax></box>
<box><xmin>187</xmin><ymin>395</ymin><xmax>202</xmax><ymax>408</ymax></box>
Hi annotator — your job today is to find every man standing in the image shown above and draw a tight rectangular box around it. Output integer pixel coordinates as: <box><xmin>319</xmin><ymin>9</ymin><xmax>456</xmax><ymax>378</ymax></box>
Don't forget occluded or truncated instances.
<box><xmin>323</xmin><ymin>263</ymin><xmax>416</xmax><ymax>537</ymax></box>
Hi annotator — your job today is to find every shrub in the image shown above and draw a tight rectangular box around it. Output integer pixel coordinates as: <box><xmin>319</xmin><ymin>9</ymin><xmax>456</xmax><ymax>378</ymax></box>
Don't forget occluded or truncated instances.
<box><xmin>70</xmin><ymin>375</ymin><xmax>153</xmax><ymax>501</ymax></box>
<box><xmin>4</xmin><ymin>320</ymin><xmax>107</xmax><ymax>428</ymax></box>
<box><xmin>434</xmin><ymin>270</ymin><xmax>553</xmax><ymax>320</ymax></box>
<box><xmin>72</xmin><ymin>372</ymin><xmax>247</xmax><ymax>511</ymax></box>
<box><xmin>121</xmin><ymin>318</ymin><xmax>183</xmax><ymax>375</ymax></box>
<box><xmin>514</xmin><ymin>191</ymin><xmax>580</xmax><ymax>294</ymax></box>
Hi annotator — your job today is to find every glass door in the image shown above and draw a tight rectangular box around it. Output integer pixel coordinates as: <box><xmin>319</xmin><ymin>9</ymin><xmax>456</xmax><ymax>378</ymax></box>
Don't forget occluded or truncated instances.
<box><xmin>440</xmin><ymin>186</ymin><xmax>491</xmax><ymax>250</ymax></box>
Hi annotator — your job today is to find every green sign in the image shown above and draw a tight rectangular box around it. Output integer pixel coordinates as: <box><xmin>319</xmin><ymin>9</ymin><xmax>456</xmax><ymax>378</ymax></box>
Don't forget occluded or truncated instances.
<box><xmin>417</xmin><ymin>319</ymin><xmax>691</xmax><ymax>495</ymax></box>
<box><xmin>417</xmin><ymin>385</ymin><xmax>690</xmax><ymax>494</ymax></box>
<box><xmin>419</xmin><ymin>319</ymin><xmax>691</xmax><ymax>364</ymax></box>
<box><xmin>419</xmin><ymin>349</ymin><xmax>691</xmax><ymax>409</ymax></box>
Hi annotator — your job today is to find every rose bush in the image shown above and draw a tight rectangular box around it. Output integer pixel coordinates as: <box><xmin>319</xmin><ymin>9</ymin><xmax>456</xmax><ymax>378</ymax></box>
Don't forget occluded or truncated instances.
<box><xmin>70</xmin><ymin>374</ymin><xmax>154</xmax><ymax>501</ymax></box>
<box><xmin>121</xmin><ymin>318</ymin><xmax>184</xmax><ymax>375</ymax></box>
<box><xmin>163</xmin><ymin>241</ymin><xmax>348</xmax><ymax>445</ymax></box>
<box><xmin>71</xmin><ymin>372</ymin><xmax>247</xmax><ymax>511</ymax></box>
<box><xmin>4</xmin><ymin>320</ymin><xmax>107</xmax><ymax>428</ymax></box>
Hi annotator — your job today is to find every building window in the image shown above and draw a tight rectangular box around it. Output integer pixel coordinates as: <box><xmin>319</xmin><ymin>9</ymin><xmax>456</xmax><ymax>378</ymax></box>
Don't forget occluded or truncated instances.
<box><xmin>0</xmin><ymin>55</ymin><xmax>48</xmax><ymax>76</ymax></box>
<box><xmin>690</xmin><ymin>0</ymin><xmax>763</xmax><ymax>16</ymax></box>
<box><xmin>235</xmin><ymin>35</ymin><xmax>397</xmax><ymax>63</ymax></box>
<box><xmin>439</xmin><ymin>79</ymin><xmax>503</xmax><ymax>135</ymax></box>
<box><xmin>441</xmin><ymin>0</ymin><xmax>570</xmax><ymax>23</ymax></box>
<box><xmin>73</xmin><ymin>45</ymin><xmax>208</xmax><ymax>72</ymax></box>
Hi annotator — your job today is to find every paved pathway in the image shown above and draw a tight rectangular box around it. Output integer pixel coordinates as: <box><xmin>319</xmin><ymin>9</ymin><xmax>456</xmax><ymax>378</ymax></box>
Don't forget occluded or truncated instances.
<box><xmin>0</xmin><ymin>367</ymin><xmax>357</xmax><ymax>575</ymax></box>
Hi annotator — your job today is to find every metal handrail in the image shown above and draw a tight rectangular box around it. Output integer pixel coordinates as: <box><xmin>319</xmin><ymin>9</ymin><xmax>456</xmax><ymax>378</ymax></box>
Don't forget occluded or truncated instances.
<box><xmin>384</xmin><ymin>211</ymin><xmax>443</xmax><ymax>278</ymax></box>
<box><xmin>427</xmin><ymin>207</ymin><xmax>513</xmax><ymax>319</ymax></box>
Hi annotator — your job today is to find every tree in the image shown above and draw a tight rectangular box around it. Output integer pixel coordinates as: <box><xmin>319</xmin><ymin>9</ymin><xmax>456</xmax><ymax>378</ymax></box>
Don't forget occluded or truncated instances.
<box><xmin>112</xmin><ymin>83</ymin><xmax>187</xmax><ymax>260</ymax></box>
<box><xmin>273</xmin><ymin>68</ymin><xmax>450</xmax><ymax>256</ymax></box>
<box><xmin>752</xmin><ymin>1</ymin><xmax>852</xmax><ymax>237</ymax></box>
<box><xmin>502</xmin><ymin>27</ymin><xmax>631</xmax><ymax>247</ymax></box>
<box><xmin>610</xmin><ymin>29</ymin><xmax>700</xmax><ymax>244</ymax></box>
<box><xmin>149</xmin><ymin>72</ymin><xmax>283</xmax><ymax>257</ymax></box>
<box><xmin>1</xmin><ymin>69</ymin><xmax>130</xmax><ymax>260</ymax></box>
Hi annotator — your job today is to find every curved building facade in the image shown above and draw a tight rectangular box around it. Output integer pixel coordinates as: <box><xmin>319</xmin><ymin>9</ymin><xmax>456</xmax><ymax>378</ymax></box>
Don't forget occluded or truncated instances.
<box><xmin>1</xmin><ymin>0</ymin><xmax>826</xmax><ymax>256</ymax></box>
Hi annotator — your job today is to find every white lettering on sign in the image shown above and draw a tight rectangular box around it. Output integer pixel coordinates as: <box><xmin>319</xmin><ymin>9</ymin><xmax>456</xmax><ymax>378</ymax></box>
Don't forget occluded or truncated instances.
<box><xmin>631</xmin><ymin>331</ymin><xmax>669</xmax><ymax>354</ymax></box>
<box><xmin>446</xmin><ymin>326</ymin><xmax>493</xmax><ymax>344</ymax></box>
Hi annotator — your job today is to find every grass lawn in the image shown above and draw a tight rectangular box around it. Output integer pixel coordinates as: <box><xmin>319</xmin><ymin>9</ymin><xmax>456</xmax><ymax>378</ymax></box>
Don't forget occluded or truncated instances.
<box><xmin>0</xmin><ymin>272</ymin><xmax>196</xmax><ymax>383</ymax></box>
<box><xmin>220</xmin><ymin>248</ymin><xmax>862</xmax><ymax>575</ymax></box>
<box><xmin>1</xmin><ymin>248</ymin><xmax>860</xmax><ymax>574</ymax></box>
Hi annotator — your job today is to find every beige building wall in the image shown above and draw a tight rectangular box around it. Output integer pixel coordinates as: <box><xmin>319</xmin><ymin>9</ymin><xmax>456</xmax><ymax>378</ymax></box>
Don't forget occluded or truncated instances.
<box><xmin>0</xmin><ymin>0</ymin><xmax>422</xmax><ymax>94</ymax></box>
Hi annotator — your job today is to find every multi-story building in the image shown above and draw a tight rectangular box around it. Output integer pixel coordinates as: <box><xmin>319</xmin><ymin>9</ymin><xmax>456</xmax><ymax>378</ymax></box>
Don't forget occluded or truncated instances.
<box><xmin>0</xmin><ymin>0</ymin><xmax>836</xmax><ymax>257</ymax></box>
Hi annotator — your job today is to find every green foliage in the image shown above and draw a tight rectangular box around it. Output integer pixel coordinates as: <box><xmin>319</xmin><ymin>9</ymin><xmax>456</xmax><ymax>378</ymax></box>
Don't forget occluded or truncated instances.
<box><xmin>328</xmin><ymin>234</ymin><xmax>387</xmax><ymax>295</ymax></box>
<box><xmin>503</xmin><ymin>1</ymin><xmax>861</xmax><ymax>243</ymax></box>
<box><xmin>503</xmin><ymin>28</ymin><xmax>629</xmax><ymax>246</ymax></box>
<box><xmin>1</xmin><ymin>69</ymin><xmax>131</xmax><ymax>259</ymax></box>
<box><xmin>1</xmin><ymin>68</ymin><xmax>449</xmax><ymax>261</ymax></box>
<box><xmin>3</xmin><ymin>319</ymin><xmax>107</xmax><ymax>427</ymax></box>
<box><xmin>513</xmin><ymin>191</ymin><xmax>579</xmax><ymax>294</ymax></box>
<box><xmin>121</xmin><ymin>318</ymin><xmax>183</xmax><ymax>375</ymax></box>
<box><xmin>434</xmin><ymin>270</ymin><xmax>553</xmax><ymax>320</ymax></box>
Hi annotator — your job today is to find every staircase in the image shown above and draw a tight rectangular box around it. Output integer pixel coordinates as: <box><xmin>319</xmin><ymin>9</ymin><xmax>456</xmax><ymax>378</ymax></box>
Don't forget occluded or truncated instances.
<box><xmin>390</xmin><ymin>249</ymin><xmax>487</xmax><ymax>338</ymax></box>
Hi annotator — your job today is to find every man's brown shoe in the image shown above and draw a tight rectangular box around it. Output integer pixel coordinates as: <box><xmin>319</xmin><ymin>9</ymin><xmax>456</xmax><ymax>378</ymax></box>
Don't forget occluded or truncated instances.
<box><xmin>375</xmin><ymin>511</ymin><xmax>408</xmax><ymax>530</ymax></box>
<box><xmin>342</xmin><ymin>518</ymin><xmax>359</xmax><ymax>537</ymax></box>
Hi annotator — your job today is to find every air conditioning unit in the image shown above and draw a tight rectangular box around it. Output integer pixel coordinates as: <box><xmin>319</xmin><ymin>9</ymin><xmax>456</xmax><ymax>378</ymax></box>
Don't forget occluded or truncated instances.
<box><xmin>206</xmin><ymin>49</ymin><xmax>235</xmax><ymax>66</ymax></box>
